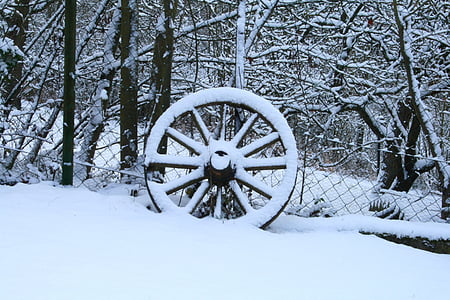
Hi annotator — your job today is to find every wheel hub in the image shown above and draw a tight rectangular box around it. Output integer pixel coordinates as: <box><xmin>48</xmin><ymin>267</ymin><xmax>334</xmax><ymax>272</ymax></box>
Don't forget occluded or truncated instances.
<box><xmin>205</xmin><ymin>150</ymin><xmax>235</xmax><ymax>187</ymax></box>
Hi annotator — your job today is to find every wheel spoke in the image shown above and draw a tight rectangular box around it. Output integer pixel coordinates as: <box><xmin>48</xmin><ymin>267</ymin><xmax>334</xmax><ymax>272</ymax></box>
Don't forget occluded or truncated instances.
<box><xmin>166</xmin><ymin>127</ymin><xmax>206</xmax><ymax>155</ymax></box>
<box><xmin>214</xmin><ymin>186</ymin><xmax>222</xmax><ymax>218</ymax></box>
<box><xmin>163</xmin><ymin>168</ymin><xmax>205</xmax><ymax>194</ymax></box>
<box><xmin>242</xmin><ymin>157</ymin><xmax>287</xmax><ymax>171</ymax></box>
<box><xmin>234</xmin><ymin>168</ymin><xmax>274</xmax><ymax>199</ymax></box>
<box><xmin>219</xmin><ymin>104</ymin><xmax>227</xmax><ymax>140</ymax></box>
<box><xmin>149</xmin><ymin>154</ymin><xmax>203</xmax><ymax>169</ymax></box>
<box><xmin>229</xmin><ymin>180</ymin><xmax>254</xmax><ymax>213</ymax></box>
<box><xmin>240</xmin><ymin>132</ymin><xmax>280</xmax><ymax>157</ymax></box>
<box><xmin>191</xmin><ymin>108</ymin><xmax>211</xmax><ymax>144</ymax></box>
<box><xmin>231</xmin><ymin>113</ymin><xmax>258</xmax><ymax>146</ymax></box>
<box><xmin>184</xmin><ymin>180</ymin><xmax>210</xmax><ymax>213</ymax></box>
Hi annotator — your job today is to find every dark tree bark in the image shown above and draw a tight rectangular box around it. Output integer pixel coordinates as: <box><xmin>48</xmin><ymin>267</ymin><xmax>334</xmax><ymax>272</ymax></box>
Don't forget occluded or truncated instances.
<box><xmin>4</xmin><ymin>0</ymin><xmax>29</xmax><ymax>110</ymax></box>
<box><xmin>119</xmin><ymin>0</ymin><xmax>138</xmax><ymax>175</ymax></box>
<box><xmin>148</xmin><ymin>0</ymin><xmax>177</xmax><ymax>132</ymax></box>
<box><xmin>145</xmin><ymin>0</ymin><xmax>177</xmax><ymax>182</ymax></box>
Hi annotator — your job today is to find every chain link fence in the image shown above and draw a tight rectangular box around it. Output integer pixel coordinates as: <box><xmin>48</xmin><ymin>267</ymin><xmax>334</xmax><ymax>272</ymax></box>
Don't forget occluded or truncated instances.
<box><xmin>288</xmin><ymin>142</ymin><xmax>444</xmax><ymax>222</ymax></box>
<box><xmin>1</xmin><ymin>93</ymin><xmax>448</xmax><ymax>223</ymax></box>
<box><xmin>1</xmin><ymin>0</ymin><xmax>448</xmax><ymax>223</ymax></box>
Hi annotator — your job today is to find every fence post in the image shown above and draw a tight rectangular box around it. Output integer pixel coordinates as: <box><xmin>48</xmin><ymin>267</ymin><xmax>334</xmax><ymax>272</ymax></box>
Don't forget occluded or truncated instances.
<box><xmin>62</xmin><ymin>0</ymin><xmax>76</xmax><ymax>185</ymax></box>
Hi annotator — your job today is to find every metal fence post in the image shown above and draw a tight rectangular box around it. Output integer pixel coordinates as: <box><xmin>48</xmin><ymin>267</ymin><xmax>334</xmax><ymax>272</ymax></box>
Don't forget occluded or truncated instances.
<box><xmin>62</xmin><ymin>0</ymin><xmax>76</xmax><ymax>185</ymax></box>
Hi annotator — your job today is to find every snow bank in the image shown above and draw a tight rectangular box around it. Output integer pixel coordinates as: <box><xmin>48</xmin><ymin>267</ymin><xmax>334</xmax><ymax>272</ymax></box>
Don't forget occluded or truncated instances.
<box><xmin>270</xmin><ymin>214</ymin><xmax>450</xmax><ymax>240</ymax></box>
<box><xmin>1</xmin><ymin>182</ymin><xmax>449</xmax><ymax>300</ymax></box>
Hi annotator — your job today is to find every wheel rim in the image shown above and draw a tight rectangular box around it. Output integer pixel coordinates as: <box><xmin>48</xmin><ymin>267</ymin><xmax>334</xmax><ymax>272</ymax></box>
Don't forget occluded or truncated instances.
<box><xmin>145</xmin><ymin>87</ymin><xmax>297</xmax><ymax>228</ymax></box>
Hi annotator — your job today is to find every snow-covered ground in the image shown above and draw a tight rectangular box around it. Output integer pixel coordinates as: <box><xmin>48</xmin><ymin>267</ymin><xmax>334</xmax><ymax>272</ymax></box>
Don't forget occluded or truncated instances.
<box><xmin>1</xmin><ymin>182</ymin><xmax>449</xmax><ymax>300</ymax></box>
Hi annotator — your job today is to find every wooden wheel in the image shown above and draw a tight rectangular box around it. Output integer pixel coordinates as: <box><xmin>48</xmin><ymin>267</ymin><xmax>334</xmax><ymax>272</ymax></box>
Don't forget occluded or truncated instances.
<box><xmin>144</xmin><ymin>87</ymin><xmax>297</xmax><ymax>228</ymax></box>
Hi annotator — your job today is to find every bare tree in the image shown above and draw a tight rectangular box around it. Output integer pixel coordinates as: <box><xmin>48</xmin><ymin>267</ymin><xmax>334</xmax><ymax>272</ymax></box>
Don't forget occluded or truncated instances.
<box><xmin>77</xmin><ymin>0</ymin><xmax>120</xmax><ymax>181</ymax></box>
<box><xmin>3</xmin><ymin>0</ymin><xmax>29</xmax><ymax>110</ymax></box>
<box><xmin>393</xmin><ymin>0</ymin><xmax>449</xmax><ymax>219</ymax></box>
<box><xmin>119</xmin><ymin>0</ymin><xmax>138</xmax><ymax>176</ymax></box>
<box><xmin>147</xmin><ymin>0</ymin><xmax>177</xmax><ymax>139</ymax></box>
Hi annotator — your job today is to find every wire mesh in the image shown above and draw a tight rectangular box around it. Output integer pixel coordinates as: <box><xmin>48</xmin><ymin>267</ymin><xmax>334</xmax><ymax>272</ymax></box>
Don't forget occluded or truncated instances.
<box><xmin>287</xmin><ymin>133</ymin><xmax>446</xmax><ymax>222</ymax></box>
<box><xmin>1</xmin><ymin>99</ymin><xmax>448</xmax><ymax>223</ymax></box>
<box><xmin>1</xmin><ymin>0</ymin><xmax>448</xmax><ymax>226</ymax></box>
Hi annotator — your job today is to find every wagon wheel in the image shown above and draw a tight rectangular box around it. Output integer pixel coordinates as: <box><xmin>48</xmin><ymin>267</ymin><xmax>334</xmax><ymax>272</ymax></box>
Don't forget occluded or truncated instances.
<box><xmin>144</xmin><ymin>87</ymin><xmax>297</xmax><ymax>228</ymax></box>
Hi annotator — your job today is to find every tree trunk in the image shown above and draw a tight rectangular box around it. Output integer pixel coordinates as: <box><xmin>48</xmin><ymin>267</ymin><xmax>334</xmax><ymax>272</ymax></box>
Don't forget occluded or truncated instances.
<box><xmin>146</xmin><ymin>0</ymin><xmax>177</xmax><ymax>182</ymax></box>
<box><xmin>393</xmin><ymin>0</ymin><xmax>449</xmax><ymax>219</ymax></box>
<box><xmin>119</xmin><ymin>0</ymin><xmax>138</xmax><ymax>177</ymax></box>
<box><xmin>77</xmin><ymin>5</ymin><xmax>121</xmax><ymax>181</ymax></box>
<box><xmin>4</xmin><ymin>0</ymin><xmax>29</xmax><ymax>110</ymax></box>
<box><xmin>148</xmin><ymin>0</ymin><xmax>176</xmax><ymax>129</ymax></box>
<box><xmin>234</xmin><ymin>0</ymin><xmax>246</xmax><ymax>89</ymax></box>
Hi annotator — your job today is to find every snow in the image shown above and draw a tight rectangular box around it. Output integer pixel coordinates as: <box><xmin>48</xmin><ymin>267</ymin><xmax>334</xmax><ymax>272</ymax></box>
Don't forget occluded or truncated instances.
<box><xmin>210</xmin><ymin>151</ymin><xmax>230</xmax><ymax>170</ymax></box>
<box><xmin>0</xmin><ymin>37</ymin><xmax>24</xmax><ymax>77</ymax></box>
<box><xmin>1</xmin><ymin>182</ymin><xmax>449</xmax><ymax>300</ymax></box>
<box><xmin>156</xmin><ymin>12</ymin><xmax>166</xmax><ymax>34</ymax></box>
<box><xmin>272</xmin><ymin>214</ymin><xmax>450</xmax><ymax>241</ymax></box>
<box><xmin>235</xmin><ymin>0</ymin><xmax>246</xmax><ymax>89</ymax></box>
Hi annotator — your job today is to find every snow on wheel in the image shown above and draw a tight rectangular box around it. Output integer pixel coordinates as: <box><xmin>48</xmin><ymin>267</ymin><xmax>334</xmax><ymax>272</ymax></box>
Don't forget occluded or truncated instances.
<box><xmin>144</xmin><ymin>87</ymin><xmax>297</xmax><ymax>228</ymax></box>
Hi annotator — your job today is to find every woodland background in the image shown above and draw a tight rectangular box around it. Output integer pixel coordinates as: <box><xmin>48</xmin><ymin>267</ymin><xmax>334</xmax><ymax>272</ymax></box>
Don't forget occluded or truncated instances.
<box><xmin>0</xmin><ymin>0</ymin><xmax>449</xmax><ymax>220</ymax></box>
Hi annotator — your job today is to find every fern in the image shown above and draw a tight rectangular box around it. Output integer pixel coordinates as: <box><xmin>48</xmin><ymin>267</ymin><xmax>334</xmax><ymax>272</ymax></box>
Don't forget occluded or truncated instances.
<box><xmin>369</xmin><ymin>200</ymin><xmax>405</xmax><ymax>220</ymax></box>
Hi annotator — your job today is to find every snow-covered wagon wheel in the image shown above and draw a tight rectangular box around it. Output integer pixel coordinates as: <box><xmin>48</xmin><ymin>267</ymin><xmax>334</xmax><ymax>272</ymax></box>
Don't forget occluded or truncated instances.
<box><xmin>144</xmin><ymin>87</ymin><xmax>297</xmax><ymax>228</ymax></box>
